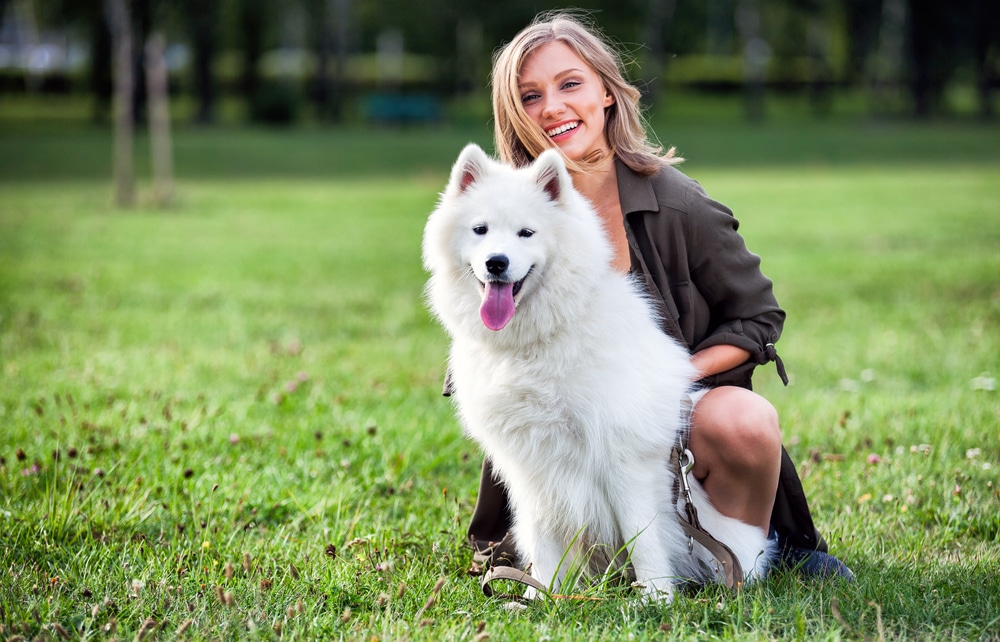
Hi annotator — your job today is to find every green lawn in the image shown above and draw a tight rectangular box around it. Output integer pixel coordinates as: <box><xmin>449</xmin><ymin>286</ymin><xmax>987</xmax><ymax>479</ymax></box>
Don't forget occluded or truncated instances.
<box><xmin>1</xmin><ymin>107</ymin><xmax>998</xmax><ymax>640</ymax></box>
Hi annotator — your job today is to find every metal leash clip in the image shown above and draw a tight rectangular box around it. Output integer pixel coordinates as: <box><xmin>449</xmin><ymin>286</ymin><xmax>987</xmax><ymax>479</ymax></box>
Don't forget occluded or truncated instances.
<box><xmin>678</xmin><ymin>448</ymin><xmax>696</xmax><ymax>552</ymax></box>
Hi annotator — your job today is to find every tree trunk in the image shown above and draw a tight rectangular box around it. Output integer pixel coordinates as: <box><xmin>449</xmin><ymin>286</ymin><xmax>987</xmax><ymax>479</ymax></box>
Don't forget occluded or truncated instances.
<box><xmin>330</xmin><ymin>0</ymin><xmax>350</xmax><ymax>122</ymax></box>
<box><xmin>642</xmin><ymin>0</ymin><xmax>677</xmax><ymax>109</ymax></box>
<box><xmin>106</xmin><ymin>0</ymin><xmax>135</xmax><ymax>208</ymax></box>
<box><xmin>145</xmin><ymin>33</ymin><xmax>173</xmax><ymax>207</ymax></box>
<box><xmin>189</xmin><ymin>0</ymin><xmax>217</xmax><ymax>124</ymax></box>
<box><xmin>737</xmin><ymin>0</ymin><xmax>769</xmax><ymax>123</ymax></box>
<box><xmin>239</xmin><ymin>0</ymin><xmax>265</xmax><ymax>121</ymax></box>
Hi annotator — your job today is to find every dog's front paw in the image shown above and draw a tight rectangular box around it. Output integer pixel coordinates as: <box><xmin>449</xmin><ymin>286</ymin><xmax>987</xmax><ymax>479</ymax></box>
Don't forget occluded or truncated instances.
<box><xmin>632</xmin><ymin>580</ymin><xmax>675</xmax><ymax>604</ymax></box>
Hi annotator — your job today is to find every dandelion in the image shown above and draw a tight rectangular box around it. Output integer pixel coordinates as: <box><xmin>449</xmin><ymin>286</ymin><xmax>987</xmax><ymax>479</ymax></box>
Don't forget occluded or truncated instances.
<box><xmin>966</xmin><ymin>448</ymin><xmax>982</xmax><ymax>459</ymax></box>
<box><xmin>202</xmin><ymin>541</ymin><xmax>211</xmax><ymax>550</ymax></box>
<box><xmin>858</xmin><ymin>493</ymin><xmax>872</xmax><ymax>504</ymax></box>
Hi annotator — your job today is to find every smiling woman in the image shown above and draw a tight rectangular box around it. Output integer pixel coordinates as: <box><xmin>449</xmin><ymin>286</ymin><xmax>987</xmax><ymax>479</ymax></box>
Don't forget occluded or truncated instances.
<box><xmin>466</xmin><ymin>10</ymin><xmax>857</xmax><ymax>586</ymax></box>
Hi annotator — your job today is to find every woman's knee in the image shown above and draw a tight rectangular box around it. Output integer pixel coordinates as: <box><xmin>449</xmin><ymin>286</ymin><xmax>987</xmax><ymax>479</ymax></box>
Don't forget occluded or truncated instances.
<box><xmin>693</xmin><ymin>388</ymin><xmax>782</xmax><ymax>467</ymax></box>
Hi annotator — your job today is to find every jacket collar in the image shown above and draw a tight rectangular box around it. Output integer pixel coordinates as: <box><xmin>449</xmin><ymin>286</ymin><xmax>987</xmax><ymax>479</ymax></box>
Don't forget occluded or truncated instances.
<box><xmin>615</xmin><ymin>158</ymin><xmax>659</xmax><ymax>215</ymax></box>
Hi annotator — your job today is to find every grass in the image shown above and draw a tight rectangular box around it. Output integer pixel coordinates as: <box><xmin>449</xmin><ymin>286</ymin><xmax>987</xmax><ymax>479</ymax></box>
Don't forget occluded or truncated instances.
<box><xmin>1</xmin><ymin>96</ymin><xmax>999</xmax><ymax>640</ymax></box>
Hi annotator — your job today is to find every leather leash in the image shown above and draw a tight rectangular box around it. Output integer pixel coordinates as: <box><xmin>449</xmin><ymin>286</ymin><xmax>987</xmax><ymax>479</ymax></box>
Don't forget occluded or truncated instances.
<box><xmin>671</xmin><ymin>393</ymin><xmax>744</xmax><ymax>589</ymax></box>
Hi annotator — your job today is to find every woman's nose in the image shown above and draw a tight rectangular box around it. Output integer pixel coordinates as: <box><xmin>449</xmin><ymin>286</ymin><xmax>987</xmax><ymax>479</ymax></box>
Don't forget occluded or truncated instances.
<box><xmin>541</xmin><ymin>94</ymin><xmax>564</xmax><ymax>119</ymax></box>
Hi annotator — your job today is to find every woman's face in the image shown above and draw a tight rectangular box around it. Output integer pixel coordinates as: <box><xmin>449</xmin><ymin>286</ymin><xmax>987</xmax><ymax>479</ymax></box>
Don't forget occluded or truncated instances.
<box><xmin>518</xmin><ymin>41</ymin><xmax>615</xmax><ymax>163</ymax></box>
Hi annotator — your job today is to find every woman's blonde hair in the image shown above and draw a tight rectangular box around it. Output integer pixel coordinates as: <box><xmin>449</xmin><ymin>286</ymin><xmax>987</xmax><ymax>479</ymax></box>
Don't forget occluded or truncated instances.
<box><xmin>491</xmin><ymin>11</ymin><xmax>680</xmax><ymax>175</ymax></box>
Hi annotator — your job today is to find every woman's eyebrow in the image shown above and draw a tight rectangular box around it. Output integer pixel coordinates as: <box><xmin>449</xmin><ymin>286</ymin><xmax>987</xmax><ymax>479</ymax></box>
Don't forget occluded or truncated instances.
<box><xmin>518</xmin><ymin>69</ymin><xmax>585</xmax><ymax>89</ymax></box>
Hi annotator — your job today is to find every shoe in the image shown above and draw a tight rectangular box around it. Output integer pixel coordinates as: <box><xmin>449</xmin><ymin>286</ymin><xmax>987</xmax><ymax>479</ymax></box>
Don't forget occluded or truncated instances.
<box><xmin>779</xmin><ymin>544</ymin><xmax>855</xmax><ymax>580</ymax></box>
<box><xmin>771</xmin><ymin>528</ymin><xmax>855</xmax><ymax>581</ymax></box>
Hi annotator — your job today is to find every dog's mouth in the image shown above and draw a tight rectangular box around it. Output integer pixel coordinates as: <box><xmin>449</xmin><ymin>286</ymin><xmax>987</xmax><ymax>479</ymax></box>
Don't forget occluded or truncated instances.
<box><xmin>478</xmin><ymin>269</ymin><xmax>531</xmax><ymax>331</ymax></box>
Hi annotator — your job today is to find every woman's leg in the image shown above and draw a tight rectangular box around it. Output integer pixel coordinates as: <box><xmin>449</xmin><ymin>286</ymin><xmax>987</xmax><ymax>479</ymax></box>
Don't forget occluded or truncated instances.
<box><xmin>688</xmin><ymin>386</ymin><xmax>782</xmax><ymax>535</ymax></box>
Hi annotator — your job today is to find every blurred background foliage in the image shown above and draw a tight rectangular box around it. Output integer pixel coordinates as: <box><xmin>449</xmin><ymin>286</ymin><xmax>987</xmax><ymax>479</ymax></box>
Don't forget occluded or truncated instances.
<box><xmin>0</xmin><ymin>0</ymin><xmax>997</xmax><ymax>128</ymax></box>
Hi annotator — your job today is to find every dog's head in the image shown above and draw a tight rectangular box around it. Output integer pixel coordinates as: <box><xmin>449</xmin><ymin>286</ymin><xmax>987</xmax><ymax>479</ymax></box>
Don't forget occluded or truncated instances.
<box><xmin>423</xmin><ymin>143</ymin><xmax>611</xmax><ymax>338</ymax></box>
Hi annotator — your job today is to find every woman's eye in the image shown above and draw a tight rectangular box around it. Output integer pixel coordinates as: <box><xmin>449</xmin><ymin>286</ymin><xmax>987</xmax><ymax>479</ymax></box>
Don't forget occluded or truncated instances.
<box><xmin>520</xmin><ymin>93</ymin><xmax>539</xmax><ymax>104</ymax></box>
<box><xmin>473</xmin><ymin>225</ymin><xmax>488</xmax><ymax>235</ymax></box>
<box><xmin>518</xmin><ymin>229</ymin><xmax>534</xmax><ymax>238</ymax></box>
<box><xmin>562</xmin><ymin>81</ymin><xmax>580</xmax><ymax>90</ymax></box>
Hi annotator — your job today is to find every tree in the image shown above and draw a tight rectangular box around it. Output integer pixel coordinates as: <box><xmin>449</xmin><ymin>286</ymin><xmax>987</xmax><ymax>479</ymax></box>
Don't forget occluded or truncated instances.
<box><xmin>183</xmin><ymin>0</ymin><xmax>219</xmax><ymax>124</ymax></box>
<box><xmin>106</xmin><ymin>0</ymin><xmax>134</xmax><ymax>207</ymax></box>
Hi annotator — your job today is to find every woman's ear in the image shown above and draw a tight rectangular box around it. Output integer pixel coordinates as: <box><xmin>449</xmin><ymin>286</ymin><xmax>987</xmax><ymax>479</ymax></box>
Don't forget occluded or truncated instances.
<box><xmin>603</xmin><ymin>89</ymin><xmax>615</xmax><ymax>108</ymax></box>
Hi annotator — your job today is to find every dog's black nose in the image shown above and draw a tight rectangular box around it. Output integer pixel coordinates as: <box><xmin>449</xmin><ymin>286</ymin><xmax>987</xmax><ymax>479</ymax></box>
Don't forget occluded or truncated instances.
<box><xmin>485</xmin><ymin>254</ymin><xmax>509</xmax><ymax>276</ymax></box>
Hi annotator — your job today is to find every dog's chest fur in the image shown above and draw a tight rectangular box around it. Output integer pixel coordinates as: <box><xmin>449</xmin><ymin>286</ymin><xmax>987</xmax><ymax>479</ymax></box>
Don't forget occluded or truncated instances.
<box><xmin>447</xmin><ymin>283</ymin><xmax>691</xmax><ymax>544</ymax></box>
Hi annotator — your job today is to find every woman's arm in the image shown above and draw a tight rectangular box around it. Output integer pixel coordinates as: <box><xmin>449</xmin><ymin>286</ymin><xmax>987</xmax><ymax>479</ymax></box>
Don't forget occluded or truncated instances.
<box><xmin>691</xmin><ymin>344</ymin><xmax>751</xmax><ymax>380</ymax></box>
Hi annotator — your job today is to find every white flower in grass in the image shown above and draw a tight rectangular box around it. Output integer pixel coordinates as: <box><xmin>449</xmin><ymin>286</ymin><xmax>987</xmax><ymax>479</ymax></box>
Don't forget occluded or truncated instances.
<box><xmin>966</xmin><ymin>448</ymin><xmax>981</xmax><ymax>459</ymax></box>
<box><xmin>860</xmin><ymin>369</ymin><xmax>876</xmax><ymax>382</ymax></box>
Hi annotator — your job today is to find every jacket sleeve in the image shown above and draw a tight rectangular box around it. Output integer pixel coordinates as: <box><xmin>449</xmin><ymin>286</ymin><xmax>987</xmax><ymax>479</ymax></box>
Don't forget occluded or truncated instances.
<box><xmin>680</xmin><ymin>179</ymin><xmax>787</xmax><ymax>382</ymax></box>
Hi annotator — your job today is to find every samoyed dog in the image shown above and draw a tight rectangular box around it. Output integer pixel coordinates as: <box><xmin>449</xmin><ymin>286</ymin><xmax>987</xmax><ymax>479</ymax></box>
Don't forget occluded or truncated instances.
<box><xmin>423</xmin><ymin>144</ymin><xmax>772</xmax><ymax>601</ymax></box>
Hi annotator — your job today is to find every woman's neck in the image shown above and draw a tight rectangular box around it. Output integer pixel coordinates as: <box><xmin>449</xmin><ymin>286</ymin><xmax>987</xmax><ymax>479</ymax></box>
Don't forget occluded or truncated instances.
<box><xmin>571</xmin><ymin>156</ymin><xmax>618</xmax><ymax>212</ymax></box>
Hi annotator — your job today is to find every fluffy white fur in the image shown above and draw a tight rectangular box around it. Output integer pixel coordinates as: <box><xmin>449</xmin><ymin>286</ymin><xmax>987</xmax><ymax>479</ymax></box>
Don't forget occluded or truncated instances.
<box><xmin>423</xmin><ymin>144</ymin><xmax>773</xmax><ymax>601</ymax></box>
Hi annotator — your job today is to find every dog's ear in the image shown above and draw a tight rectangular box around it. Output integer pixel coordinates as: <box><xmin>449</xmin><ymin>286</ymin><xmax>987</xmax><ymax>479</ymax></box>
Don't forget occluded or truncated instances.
<box><xmin>448</xmin><ymin>144</ymin><xmax>490</xmax><ymax>196</ymax></box>
<box><xmin>533</xmin><ymin>149</ymin><xmax>569</xmax><ymax>203</ymax></box>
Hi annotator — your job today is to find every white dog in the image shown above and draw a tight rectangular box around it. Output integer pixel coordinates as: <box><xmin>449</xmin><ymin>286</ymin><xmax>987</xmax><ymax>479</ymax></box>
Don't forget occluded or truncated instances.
<box><xmin>423</xmin><ymin>144</ymin><xmax>772</xmax><ymax>601</ymax></box>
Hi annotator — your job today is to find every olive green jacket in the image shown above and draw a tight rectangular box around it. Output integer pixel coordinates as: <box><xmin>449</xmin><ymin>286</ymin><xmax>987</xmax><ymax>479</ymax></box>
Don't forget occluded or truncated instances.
<box><xmin>617</xmin><ymin>160</ymin><xmax>788</xmax><ymax>388</ymax></box>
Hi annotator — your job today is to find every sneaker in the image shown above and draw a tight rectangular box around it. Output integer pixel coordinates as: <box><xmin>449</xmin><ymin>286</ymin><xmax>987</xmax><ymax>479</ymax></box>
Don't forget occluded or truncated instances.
<box><xmin>771</xmin><ymin>528</ymin><xmax>855</xmax><ymax>581</ymax></box>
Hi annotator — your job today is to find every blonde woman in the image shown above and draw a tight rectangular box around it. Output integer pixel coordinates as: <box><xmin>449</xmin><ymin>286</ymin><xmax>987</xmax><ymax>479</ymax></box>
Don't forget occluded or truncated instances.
<box><xmin>465</xmin><ymin>11</ymin><xmax>852</xmax><ymax>580</ymax></box>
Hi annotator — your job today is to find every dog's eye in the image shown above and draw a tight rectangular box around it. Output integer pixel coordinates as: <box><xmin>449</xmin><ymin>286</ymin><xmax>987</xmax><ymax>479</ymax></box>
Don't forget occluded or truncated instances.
<box><xmin>518</xmin><ymin>229</ymin><xmax>534</xmax><ymax>238</ymax></box>
<box><xmin>473</xmin><ymin>225</ymin><xmax>488</xmax><ymax>235</ymax></box>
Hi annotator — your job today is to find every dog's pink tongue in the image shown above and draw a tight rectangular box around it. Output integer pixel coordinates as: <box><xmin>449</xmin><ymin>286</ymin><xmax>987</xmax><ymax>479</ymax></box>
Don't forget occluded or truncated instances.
<box><xmin>480</xmin><ymin>282</ymin><xmax>516</xmax><ymax>331</ymax></box>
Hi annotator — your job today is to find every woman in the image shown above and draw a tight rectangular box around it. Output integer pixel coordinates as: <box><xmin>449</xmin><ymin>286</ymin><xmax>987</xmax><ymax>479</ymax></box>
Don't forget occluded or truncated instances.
<box><xmin>464</xmin><ymin>11</ymin><xmax>852</xmax><ymax>580</ymax></box>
